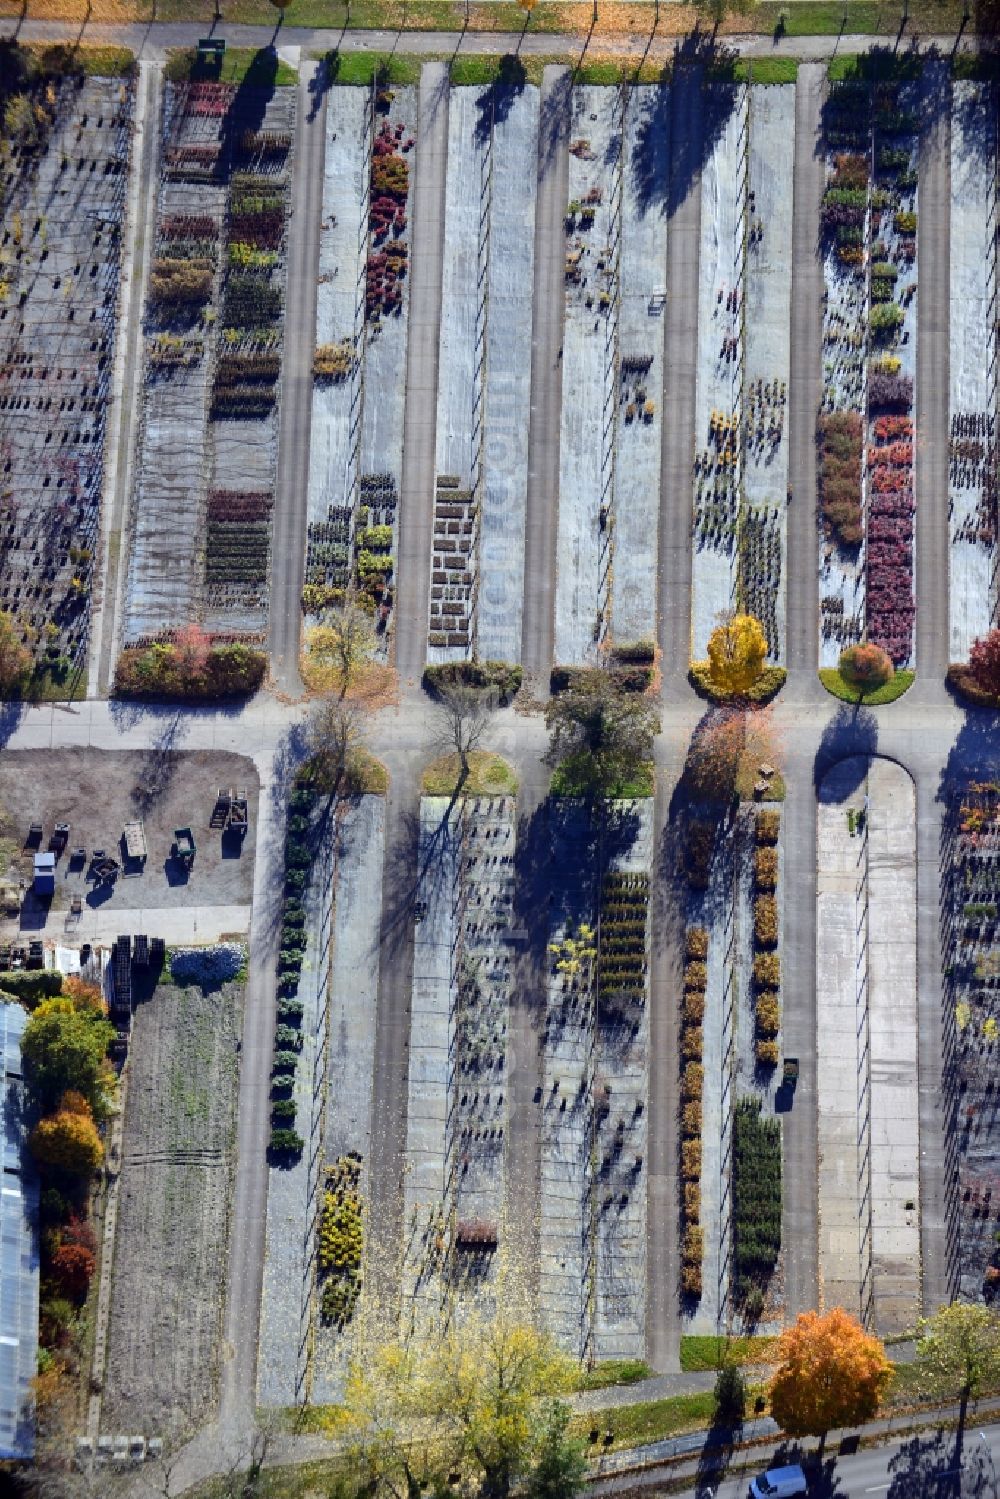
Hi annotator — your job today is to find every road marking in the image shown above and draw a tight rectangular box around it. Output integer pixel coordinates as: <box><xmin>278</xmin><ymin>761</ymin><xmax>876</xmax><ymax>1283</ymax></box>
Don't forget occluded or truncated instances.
<box><xmin>865</xmin><ymin>1485</ymin><xmax>890</xmax><ymax>1492</ymax></box>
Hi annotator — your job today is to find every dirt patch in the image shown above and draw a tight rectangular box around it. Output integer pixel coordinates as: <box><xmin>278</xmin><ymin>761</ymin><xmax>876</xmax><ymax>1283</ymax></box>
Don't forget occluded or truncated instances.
<box><xmin>101</xmin><ymin>979</ymin><xmax>242</xmax><ymax>1443</ymax></box>
<box><xmin>0</xmin><ymin>748</ymin><xmax>259</xmax><ymax>930</ymax></box>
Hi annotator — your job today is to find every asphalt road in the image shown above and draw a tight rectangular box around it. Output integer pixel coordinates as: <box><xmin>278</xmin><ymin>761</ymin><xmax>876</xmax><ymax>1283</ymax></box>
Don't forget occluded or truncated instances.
<box><xmin>654</xmin><ymin>1421</ymin><xmax>1000</xmax><ymax>1499</ymax></box>
<box><xmin>396</xmin><ymin>60</ymin><xmax>449</xmax><ymax>688</ymax></box>
<box><xmin>268</xmin><ymin>62</ymin><xmax>326</xmax><ymax>695</ymax></box>
<box><xmin>521</xmin><ymin>63</ymin><xmax>570</xmax><ymax>684</ymax></box>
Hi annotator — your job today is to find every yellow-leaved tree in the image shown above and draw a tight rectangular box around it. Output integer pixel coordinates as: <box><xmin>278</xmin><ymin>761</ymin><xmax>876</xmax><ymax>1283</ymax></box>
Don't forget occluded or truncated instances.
<box><xmin>341</xmin><ymin>1309</ymin><xmax>585</xmax><ymax>1497</ymax></box>
<box><xmin>30</xmin><ymin>1092</ymin><xmax>103</xmax><ymax>1177</ymax></box>
<box><xmin>706</xmin><ymin>613</ymin><xmax>768</xmax><ymax>696</ymax></box>
<box><xmin>769</xmin><ymin>1308</ymin><xmax>891</xmax><ymax>1451</ymax></box>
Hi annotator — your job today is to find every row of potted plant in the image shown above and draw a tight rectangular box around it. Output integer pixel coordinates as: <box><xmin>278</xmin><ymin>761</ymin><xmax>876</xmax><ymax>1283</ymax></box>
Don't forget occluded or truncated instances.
<box><xmin>680</xmin><ymin>927</ymin><xmax>707</xmax><ymax>1301</ymax></box>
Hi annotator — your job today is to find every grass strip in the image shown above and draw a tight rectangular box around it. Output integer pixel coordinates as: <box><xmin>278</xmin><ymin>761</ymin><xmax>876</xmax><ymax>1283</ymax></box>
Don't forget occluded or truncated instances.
<box><xmin>26</xmin><ymin>41</ymin><xmax>136</xmax><ymax>74</ymax></box>
<box><xmin>319</xmin><ymin>47</ymin><xmax>422</xmax><ymax>85</ymax></box>
<box><xmin>818</xmin><ymin>666</ymin><xmax>915</xmax><ymax>704</ymax></box>
<box><xmin>449</xmin><ymin>52</ymin><xmax>547</xmax><ymax>86</ymax></box>
<box><xmin>735</xmin><ymin>57</ymin><xmax>798</xmax><ymax>84</ymax></box>
<box><xmin>164</xmin><ymin>45</ymin><xmax>298</xmax><ymax>85</ymax></box>
<box><xmin>574</xmin><ymin>1358</ymin><xmax>654</xmax><ymax>1391</ymax></box>
<box><xmin>421</xmin><ymin>750</ymin><xmax>518</xmax><ymax>797</ymax></box>
<box><xmin>570</xmin><ymin>1388</ymin><xmax>735</xmax><ymax>1454</ymax></box>
<box><xmin>680</xmin><ymin>1334</ymin><xmax>778</xmax><ymax>1372</ymax></box>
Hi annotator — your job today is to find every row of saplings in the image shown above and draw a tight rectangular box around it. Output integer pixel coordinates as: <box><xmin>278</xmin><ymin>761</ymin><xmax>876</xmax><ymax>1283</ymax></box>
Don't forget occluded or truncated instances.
<box><xmin>753</xmin><ymin>809</ymin><xmax>782</xmax><ymax>1068</ymax></box>
<box><xmin>269</xmin><ymin>784</ymin><xmax>318</xmax><ymax>1156</ymax></box>
<box><xmin>680</xmin><ymin>927</ymin><xmax>707</xmax><ymax>1299</ymax></box>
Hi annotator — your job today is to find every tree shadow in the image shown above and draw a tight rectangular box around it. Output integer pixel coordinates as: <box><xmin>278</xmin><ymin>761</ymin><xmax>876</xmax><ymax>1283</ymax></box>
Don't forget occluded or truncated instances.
<box><xmin>938</xmin><ymin>707</ymin><xmax>1000</xmax><ymax>804</ymax></box>
<box><xmin>128</xmin><ymin>711</ymin><xmax>188</xmax><ymax>816</ymax></box>
<box><xmin>631</xmin><ymin>71</ymin><xmax>671</xmax><ymax>217</ymax></box>
<box><xmin>473</xmin><ymin>57</ymin><xmax>526</xmax><ymax>145</ymax></box>
<box><xmin>666</xmin><ymin>35</ymin><xmax>740</xmax><ymax>220</ymax></box>
<box><xmin>885</xmin><ymin>1427</ymin><xmax>991</xmax><ymax>1499</ymax></box>
<box><xmin>539</xmin><ymin>65</ymin><xmax>571</xmax><ymax>169</ymax></box>
<box><xmin>813</xmin><ymin>704</ymin><xmax>879</xmax><ymax>798</ymax></box>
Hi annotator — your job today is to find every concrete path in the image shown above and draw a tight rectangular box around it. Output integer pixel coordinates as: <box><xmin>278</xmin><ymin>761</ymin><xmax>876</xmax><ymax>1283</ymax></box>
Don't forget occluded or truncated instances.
<box><xmin>915</xmin><ymin>59</ymin><xmax>952</xmax><ymax>693</ymax></box>
<box><xmin>396</xmin><ymin>62</ymin><xmax>449</xmax><ymax>688</ymax></box>
<box><xmin>269</xmin><ymin>63</ymin><xmax>326</xmax><ymax>696</ymax></box>
<box><xmin>867</xmin><ymin>757</ymin><xmax>920</xmax><ymax>1334</ymax></box>
<box><xmin>93</xmin><ymin>59</ymin><xmax>161</xmax><ymax>698</ymax></box>
<box><xmin>521</xmin><ymin>65</ymin><xmax>570</xmax><ymax>685</ymax></box>
<box><xmin>658</xmin><ymin>64</ymin><xmax>703</xmax><ymax>686</ymax></box>
<box><xmin>785</xmin><ymin>63</ymin><xmax>824</xmax><ymax>689</ymax></box>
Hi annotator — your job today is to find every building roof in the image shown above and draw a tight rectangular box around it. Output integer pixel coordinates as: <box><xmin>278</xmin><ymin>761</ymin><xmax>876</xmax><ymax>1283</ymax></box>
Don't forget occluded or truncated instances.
<box><xmin>0</xmin><ymin>1005</ymin><xmax>38</xmax><ymax>1460</ymax></box>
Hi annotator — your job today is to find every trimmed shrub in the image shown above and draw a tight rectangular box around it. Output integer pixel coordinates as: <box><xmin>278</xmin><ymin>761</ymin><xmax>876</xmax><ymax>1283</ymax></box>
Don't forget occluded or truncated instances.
<box><xmin>755</xmin><ymin>811</ymin><xmax>780</xmax><ymax>846</ymax></box>
<box><xmin>422</xmin><ymin>659</ymin><xmax>522</xmax><ymax>705</ymax></box>
<box><xmin>756</xmin><ymin>993</ymin><xmax>781</xmax><ymax>1037</ymax></box>
<box><xmin>681</xmin><ymin>1140</ymin><xmax>702</xmax><ymax>1180</ymax></box>
<box><xmin>756</xmin><ymin>1039</ymin><xmax>780</xmax><ymax>1067</ymax></box>
<box><xmin>274</xmin><ymin>1024</ymin><xmax>302</xmax><ymax>1050</ymax></box>
<box><xmin>685</xmin><ymin>927</ymin><xmax>709</xmax><ymax>961</ymax></box>
<box><xmin>948</xmin><ymin>662</ymin><xmax>1000</xmax><ymax>707</ymax></box>
<box><xmin>840</xmin><ymin>642</ymin><xmax>894</xmax><ymax>688</ymax></box>
<box><xmin>682</xmin><ymin>1224</ymin><xmax>704</xmax><ymax>1264</ymax></box>
<box><xmin>681</xmin><ymin>1261</ymin><xmax>703</xmax><ymax>1297</ymax></box>
<box><xmin>682</xmin><ymin>1101</ymin><xmax>702</xmax><ymax>1137</ymax></box>
<box><xmin>684</xmin><ymin>820</ymin><xmax>715</xmax><ymax>890</ymax></box>
<box><xmin>681</xmin><ymin>1025</ymin><xmax>704</xmax><ymax>1061</ymax></box>
<box><xmin>754</xmin><ymin>847</ymin><xmax>778</xmax><ymax>891</ymax></box>
<box><xmin>271</xmin><ymin>1098</ymin><xmax>297</xmax><ymax>1121</ymax></box>
<box><xmin>682</xmin><ymin>990</ymin><xmax>706</xmax><ymax>1026</ymax></box>
<box><xmin>684</xmin><ymin>961</ymin><xmax>708</xmax><ymax>992</ymax></box>
<box><xmin>272</xmin><ymin>1049</ymin><xmax>298</xmax><ymax>1071</ymax></box>
<box><xmin>684</xmin><ymin>1182</ymin><xmax>701</xmax><ymax>1224</ymax></box>
<box><xmin>269</xmin><ymin>1128</ymin><xmax>304</xmax><ymax>1155</ymax></box>
<box><xmin>682</xmin><ymin>1063</ymin><xmax>704</xmax><ymax>1102</ymax></box>
<box><xmin>753</xmin><ymin>952</ymin><xmax>781</xmax><ymax>989</ymax></box>
<box><xmin>753</xmin><ymin>895</ymin><xmax>779</xmax><ymax>949</ymax></box>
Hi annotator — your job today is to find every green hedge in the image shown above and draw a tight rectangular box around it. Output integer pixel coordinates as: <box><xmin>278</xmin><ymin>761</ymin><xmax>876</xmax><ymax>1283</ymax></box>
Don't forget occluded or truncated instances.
<box><xmin>114</xmin><ymin>642</ymin><xmax>266</xmax><ymax>702</ymax></box>
<box><xmin>0</xmin><ymin>972</ymin><xmax>62</xmax><ymax>1005</ymax></box>
<box><xmin>422</xmin><ymin>659</ymin><xmax>523</xmax><ymax>705</ymax></box>
<box><xmin>947</xmin><ymin>663</ymin><xmax>1000</xmax><ymax>708</ymax></box>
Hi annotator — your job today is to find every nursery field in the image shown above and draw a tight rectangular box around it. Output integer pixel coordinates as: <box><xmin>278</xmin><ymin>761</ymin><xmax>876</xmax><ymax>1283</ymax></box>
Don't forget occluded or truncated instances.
<box><xmin>122</xmin><ymin>69</ymin><xmax>296</xmax><ymax>647</ymax></box>
<box><xmin>0</xmin><ymin>55</ymin><xmax>135</xmax><ymax>691</ymax></box>
<box><xmin>102</xmin><ymin>977</ymin><xmax>242</xmax><ymax>1441</ymax></box>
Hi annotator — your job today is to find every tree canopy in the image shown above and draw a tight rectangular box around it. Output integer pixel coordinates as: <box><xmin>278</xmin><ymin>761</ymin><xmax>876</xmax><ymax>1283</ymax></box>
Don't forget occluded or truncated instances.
<box><xmin>544</xmin><ymin>670</ymin><xmax>659</xmax><ymax>797</ymax></box>
<box><xmin>768</xmin><ymin>1309</ymin><xmax>891</xmax><ymax>1441</ymax></box>
<box><xmin>30</xmin><ymin>1094</ymin><xmax>103</xmax><ymax>1177</ymax></box>
<box><xmin>706</xmin><ymin>613</ymin><xmax>768</xmax><ymax>696</ymax></box>
<box><xmin>969</xmin><ymin>628</ymin><xmax>1000</xmax><ymax>698</ymax></box>
<box><xmin>22</xmin><ymin>997</ymin><xmax>115</xmax><ymax>1118</ymax></box>
<box><xmin>913</xmin><ymin>1303</ymin><xmax>1000</xmax><ymax>1407</ymax></box>
<box><xmin>342</xmin><ymin>1312</ymin><xmax>583</xmax><ymax>1499</ymax></box>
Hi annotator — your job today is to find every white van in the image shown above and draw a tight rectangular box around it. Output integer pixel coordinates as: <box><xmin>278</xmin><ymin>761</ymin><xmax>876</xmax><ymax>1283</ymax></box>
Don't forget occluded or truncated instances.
<box><xmin>747</xmin><ymin>1463</ymin><xmax>808</xmax><ymax>1499</ymax></box>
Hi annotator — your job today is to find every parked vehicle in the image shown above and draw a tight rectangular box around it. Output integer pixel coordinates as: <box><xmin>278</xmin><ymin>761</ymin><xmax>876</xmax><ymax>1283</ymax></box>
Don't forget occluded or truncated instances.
<box><xmin>748</xmin><ymin>1464</ymin><xmax>808</xmax><ymax>1499</ymax></box>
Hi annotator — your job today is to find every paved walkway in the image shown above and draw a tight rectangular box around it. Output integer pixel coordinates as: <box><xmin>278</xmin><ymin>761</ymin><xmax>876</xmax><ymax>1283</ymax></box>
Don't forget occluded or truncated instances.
<box><xmin>268</xmin><ymin>62</ymin><xmax>326</xmax><ymax>695</ymax></box>
<box><xmin>396</xmin><ymin>61</ymin><xmax>449</xmax><ymax>687</ymax></box>
<box><xmin>521</xmin><ymin>64</ymin><xmax>569</xmax><ymax>683</ymax></box>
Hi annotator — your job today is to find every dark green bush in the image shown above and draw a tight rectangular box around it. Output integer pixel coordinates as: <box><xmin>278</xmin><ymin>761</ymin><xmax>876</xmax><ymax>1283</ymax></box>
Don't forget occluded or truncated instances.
<box><xmin>271</xmin><ymin>1098</ymin><xmax>297</xmax><ymax>1121</ymax></box>
<box><xmin>733</xmin><ymin>1098</ymin><xmax>781</xmax><ymax>1304</ymax></box>
<box><xmin>0</xmin><ymin>971</ymin><xmax>62</xmax><ymax>1005</ymax></box>
<box><xmin>422</xmin><ymin>659</ymin><xmax>523</xmax><ymax>705</ymax></box>
<box><xmin>269</xmin><ymin>1128</ymin><xmax>304</xmax><ymax>1155</ymax></box>
<box><xmin>272</xmin><ymin>1049</ymin><xmax>298</xmax><ymax>1071</ymax></box>
<box><xmin>274</xmin><ymin>1025</ymin><xmax>302</xmax><ymax>1050</ymax></box>
<box><xmin>277</xmin><ymin>999</ymin><xmax>304</xmax><ymax>1022</ymax></box>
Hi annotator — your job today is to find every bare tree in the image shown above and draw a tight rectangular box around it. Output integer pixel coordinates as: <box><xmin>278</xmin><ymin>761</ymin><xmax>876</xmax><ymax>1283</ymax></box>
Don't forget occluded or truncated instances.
<box><xmin>304</xmin><ymin>695</ymin><xmax>364</xmax><ymax>792</ymax></box>
<box><xmin>431</xmin><ymin>684</ymin><xmax>498</xmax><ymax>786</ymax></box>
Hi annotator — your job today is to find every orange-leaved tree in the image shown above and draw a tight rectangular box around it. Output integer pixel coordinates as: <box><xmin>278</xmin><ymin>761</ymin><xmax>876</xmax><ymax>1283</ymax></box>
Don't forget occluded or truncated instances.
<box><xmin>769</xmin><ymin>1308</ymin><xmax>891</xmax><ymax>1450</ymax></box>
<box><xmin>30</xmin><ymin>1093</ymin><xmax>103</xmax><ymax>1177</ymax></box>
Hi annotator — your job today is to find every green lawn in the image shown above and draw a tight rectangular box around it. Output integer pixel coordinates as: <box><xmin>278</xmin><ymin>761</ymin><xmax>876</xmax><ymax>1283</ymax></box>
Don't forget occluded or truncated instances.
<box><xmin>164</xmin><ymin>45</ymin><xmax>298</xmax><ymax>85</ymax></box>
<box><xmin>319</xmin><ymin>48</ymin><xmax>422</xmax><ymax>86</ymax></box>
<box><xmin>421</xmin><ymin>750</ymin><xmax>518</xmax><ymax>798</ymax></box>
<box><xmin>27</xmin><ymin>42</ymin><xmax>136</xmax><ymax>75</ymax></box>
<box><xmin>450</xmin><ymin>52</ymin><xmax>548</xmax><ymax>86</ymax></box>
<box><xmin>734</xmin><ymin>57</ymin><xmax>799</xmax><ymax>84</ymax></box>
<box><xmin>569</xmin><ymin>1388</ymin><xmax>726</xmax><ymax>1454</ymax></box>
<box><xmin>550</xmin><ymin>755</ymin><xmax>654</xmax><ymax>799</ymax></box>
<box><xmin>680</xmin><ymin>1334</ymin><xmax>777</xmax><ymax>1372</ymax></box>
<box><xmin>573</xmin><ymin>1358</ymin><xmax>653</xmax><ymax>1391</ymax></box>
<box><xmin>819</xmin><ymin>667</ymin><xmax>915</xmax><ymax>705</ymax></box>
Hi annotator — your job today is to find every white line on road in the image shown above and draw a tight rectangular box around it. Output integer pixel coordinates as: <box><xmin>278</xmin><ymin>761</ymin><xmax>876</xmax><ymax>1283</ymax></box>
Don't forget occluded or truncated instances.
<box><xmin>865</xmin><ymin>1485</ymin><xmax>890</xmax><ymax>1491</ymax></box>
